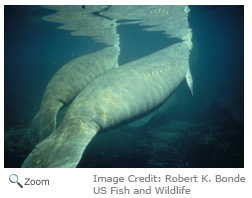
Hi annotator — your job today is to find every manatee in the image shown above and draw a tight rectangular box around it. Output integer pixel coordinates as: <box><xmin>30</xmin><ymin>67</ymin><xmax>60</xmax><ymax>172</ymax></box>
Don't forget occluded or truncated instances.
<box><xmin>28</xmin><ymin>46</ymin><xmax>120</xmax><ymax>145</ymax></box>
<box><xmin>22</xmin><ymin>42</ymin><xmax>193</xmax><ymax>168</ymax></box>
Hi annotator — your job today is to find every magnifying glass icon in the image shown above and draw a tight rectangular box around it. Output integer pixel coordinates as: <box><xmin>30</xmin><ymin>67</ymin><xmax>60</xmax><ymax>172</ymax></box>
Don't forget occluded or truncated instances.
<box><xmin>9</xmin><ymin>174</ymin><xmax>23</xmax><ymax>188</ymax></box>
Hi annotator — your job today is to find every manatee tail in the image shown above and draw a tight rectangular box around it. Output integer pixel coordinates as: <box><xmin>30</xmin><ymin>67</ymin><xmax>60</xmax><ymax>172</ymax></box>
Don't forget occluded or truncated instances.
<box><xmin>27</xmin><ymin>106</ymin><xmax>61</xmax><ymax>145</ymax></box>
<box><xmin>22</xmin><ymin>118</ymin><xmax>100</xmax><ymax>168</ymax></box>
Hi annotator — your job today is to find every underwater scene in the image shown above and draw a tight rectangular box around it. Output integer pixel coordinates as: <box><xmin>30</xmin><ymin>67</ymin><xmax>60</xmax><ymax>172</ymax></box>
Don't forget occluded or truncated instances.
<box><xmin>4</xmin><ymin>5</ymin><xmax>244</xmax><ymax>168</ymax></box>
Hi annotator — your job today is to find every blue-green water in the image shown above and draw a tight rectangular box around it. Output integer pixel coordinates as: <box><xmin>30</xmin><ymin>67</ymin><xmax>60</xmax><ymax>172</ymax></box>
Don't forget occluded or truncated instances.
<box><xmin>4</xmin><ymin>5</ymin><xmax>244</xmax><ymax>168</ymax></box>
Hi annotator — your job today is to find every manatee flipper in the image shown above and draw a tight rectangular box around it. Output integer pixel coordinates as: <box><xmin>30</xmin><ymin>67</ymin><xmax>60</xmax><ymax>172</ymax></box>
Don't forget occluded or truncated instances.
<box><xmin>28</xmin><ymin>46</ymin><xmax>119</xmax><ymax>146</ymax></box>
<box><xmin>22</xmin><ymin>118</ymin><xmax>100</xmax><ymax>168</ymax></box>
<box><xmin>128</xmin><ymin>113</ymin><xmax>153</xmax><ymax>127</ymax></box>
<box><xmin>186</xmin><ymin>68</ymin><xmax>193</xmax><ymax>96</ymax></box>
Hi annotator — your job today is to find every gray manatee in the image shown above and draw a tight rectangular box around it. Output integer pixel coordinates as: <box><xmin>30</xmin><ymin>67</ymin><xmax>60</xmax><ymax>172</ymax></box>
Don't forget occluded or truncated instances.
<box><xmin>22</xmin><ymin>42</ymin><xmax>193</xmax><ymax>168</ymax></box>
<box><xmin>28</xmin><ymin>46</ymin><xmax>120</xmax><ymax>145</ymax></box>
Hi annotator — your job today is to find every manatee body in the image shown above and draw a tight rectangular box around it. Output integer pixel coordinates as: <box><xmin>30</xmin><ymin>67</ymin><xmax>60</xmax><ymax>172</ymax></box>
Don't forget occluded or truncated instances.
<box><xmin>128</xmin><ymin>92</ymin><xmax>178</xmax><ymax>127</ymax></box>
<box><xmin>28</xmin><ymin>46</ymin><xmax>119</xmax><ymax>145</ymax></box>
<box><xmin>22</xmin><ymin>42</ymin><xmax>192</xmax><ymax>168</ymax></box>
